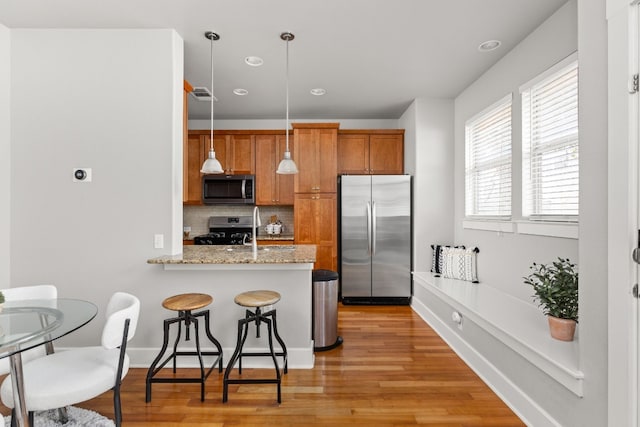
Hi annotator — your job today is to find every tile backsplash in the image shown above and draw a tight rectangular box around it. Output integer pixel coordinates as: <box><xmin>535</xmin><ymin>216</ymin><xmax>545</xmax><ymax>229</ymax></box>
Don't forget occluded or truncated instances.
<box><xmin>184</xmin><ymin>205</ymin><xmax>294</xmax><ymax>238</ymax></box>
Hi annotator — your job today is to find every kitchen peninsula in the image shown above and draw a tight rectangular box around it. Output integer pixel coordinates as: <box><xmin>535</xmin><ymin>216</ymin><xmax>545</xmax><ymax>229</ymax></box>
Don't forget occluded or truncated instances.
<box><xmin>147</xmin><ymin>244</ymin><xmax>316</xmax><ymax>368</ymax></box>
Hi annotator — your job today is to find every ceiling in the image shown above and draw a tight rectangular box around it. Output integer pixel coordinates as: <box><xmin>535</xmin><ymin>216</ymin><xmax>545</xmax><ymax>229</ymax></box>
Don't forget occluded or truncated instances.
<box><xmin>0</xmin><ymin>0</ymin><xmax>568</xmax><ymax>121</ymax></box>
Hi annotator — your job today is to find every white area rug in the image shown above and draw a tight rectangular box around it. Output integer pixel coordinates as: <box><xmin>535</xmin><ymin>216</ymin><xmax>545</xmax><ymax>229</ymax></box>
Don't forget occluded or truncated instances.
<box><xmin>4</xmin><ymin>406</ymin><xmax>115</xmax><ymax>427</ymax></box>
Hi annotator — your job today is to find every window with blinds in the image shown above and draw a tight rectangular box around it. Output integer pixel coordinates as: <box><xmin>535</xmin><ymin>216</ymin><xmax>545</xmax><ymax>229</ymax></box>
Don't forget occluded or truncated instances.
<box><xmin>521</xmin><ymin>55</ymin><xmax>578</xmax><ymax>220</ymax></box>
<box><xmin>465</xmin><ymin>95</ymin><xmax>512</xmax><ymax>218</ymax></box>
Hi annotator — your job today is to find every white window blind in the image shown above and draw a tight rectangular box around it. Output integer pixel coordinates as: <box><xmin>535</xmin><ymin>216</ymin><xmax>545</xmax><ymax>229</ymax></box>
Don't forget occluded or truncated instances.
<box><xmin>465</xmin><ymin>95</ymin><xmax>512</xmax><ymax>218</ymax></box>
<box><xmin>521</xmin><ymin>55</ymin><xmax>578</xmax><ymax>219</ymax></box>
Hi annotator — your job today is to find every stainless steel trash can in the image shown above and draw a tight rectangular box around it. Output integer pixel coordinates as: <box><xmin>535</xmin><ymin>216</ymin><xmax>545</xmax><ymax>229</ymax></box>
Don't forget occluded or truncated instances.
<box><xmin>312</xmin><ymin>269</ymin><xmax>343</xmax><ymax>351</ymax></box>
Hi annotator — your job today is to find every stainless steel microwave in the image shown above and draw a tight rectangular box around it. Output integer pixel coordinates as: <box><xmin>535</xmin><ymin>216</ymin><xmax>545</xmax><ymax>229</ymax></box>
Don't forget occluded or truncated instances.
<box><xmin>202</xmin><ymin>174</ymin><xmax>255</xmax><ymax>205</ymax></box>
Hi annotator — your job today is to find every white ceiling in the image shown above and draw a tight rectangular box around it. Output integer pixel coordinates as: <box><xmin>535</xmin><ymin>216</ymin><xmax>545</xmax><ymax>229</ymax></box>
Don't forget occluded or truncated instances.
<box><xmin>0</xmin><ymin>0</ymin><xmax>568</xmax><ymax>120</ymax></box>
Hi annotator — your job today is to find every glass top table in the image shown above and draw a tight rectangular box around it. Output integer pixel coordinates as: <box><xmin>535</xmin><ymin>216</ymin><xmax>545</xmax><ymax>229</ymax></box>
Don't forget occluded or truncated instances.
<box><xmin>0</xmin><ymin>298</ymin><xmax>98</xmax><ymax>427</ymax></box>
<box><xmin>0</xmin><ymin>299</ymin><xmax>98</xmax><ymax>356</ymax></box>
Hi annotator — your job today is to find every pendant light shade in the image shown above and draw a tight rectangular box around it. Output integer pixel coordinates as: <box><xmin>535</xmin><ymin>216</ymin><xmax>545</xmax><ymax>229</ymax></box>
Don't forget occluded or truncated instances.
<box><xmin>276</xmin><ymin>32</ymin><xmax>298</xmax><ymax>175</ymax></box>
<box><xmin>201</xmin><ymin>31</ymin><xmax>224</xmax><ymax>174</ymax></box>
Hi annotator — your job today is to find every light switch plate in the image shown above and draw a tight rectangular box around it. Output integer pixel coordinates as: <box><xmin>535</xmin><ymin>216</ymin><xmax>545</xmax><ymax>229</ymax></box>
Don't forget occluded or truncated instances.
<box><xmin>154</xmin><ymin>234</ymin><xmax>164</xmax><ymax>249</ymax></box>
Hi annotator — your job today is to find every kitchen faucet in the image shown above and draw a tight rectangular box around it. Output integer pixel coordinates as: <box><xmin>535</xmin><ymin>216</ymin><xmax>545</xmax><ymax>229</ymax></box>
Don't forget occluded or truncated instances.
<box><xmin>252</xmin><ymin>206</ymin><xmax>261</xmax><ymax>259</ymax></box>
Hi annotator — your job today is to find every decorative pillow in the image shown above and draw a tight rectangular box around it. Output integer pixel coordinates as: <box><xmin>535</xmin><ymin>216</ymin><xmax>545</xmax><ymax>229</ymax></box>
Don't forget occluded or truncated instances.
<box><xmin>441</xmin><ymin>247</ymin><xmax>479</xmax><ymax>283</ymax></box>
<box><xmin>430</xmin><ymin>244</ymin><xmax>465</xmax><ymax>276</ymax></box>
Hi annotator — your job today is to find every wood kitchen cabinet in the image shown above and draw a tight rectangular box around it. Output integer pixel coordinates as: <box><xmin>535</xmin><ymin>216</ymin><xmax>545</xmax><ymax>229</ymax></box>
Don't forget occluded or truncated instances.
<box><xmin>200</xmin><ymin>133</ymin><xmax>255</xmax><ymax>175</ymax></box>
<box><xmin>184</xmin><ymin>132</ymin><xmax>227</xmax><ymax>205</ymax></box>
<box><xmin>184</xmin><ymin>133</ymin><xmax>207</xmax><ymax>204</ymax></box>
<box><xmin>292</xmin><ymin>123</ymin><xmax>338</xmax><ymax>193</ymax></box>
<box><xmin>338</xmin><ymin>130</ymin><xmax>404</xmax><ymax>175</ymax></box>
<box><xmin>255</xmin><ymin>134</ymin><xmax>294</xmax><ymax>205</ymax></box>
<box><xmin>225</xmin><ymin>134</ymin><xmax>255</xmax><ymax>175</ymax></box>
<box><xmin>294</xmin><ymin>193</ymin><xmax>337</xmax><ymax>271</ymax></box>
<box><xmin>184</xmin><ymin>131</ymin><xmax>256</xmax><ymax>205</ymax></box>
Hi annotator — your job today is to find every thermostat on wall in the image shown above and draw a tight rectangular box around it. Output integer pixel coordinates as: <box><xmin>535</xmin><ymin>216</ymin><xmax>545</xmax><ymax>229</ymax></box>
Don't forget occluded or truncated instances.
<box><xmin>73</xmin><ymin>168</ymin><xmax>92</xmax><ymax>182</ymax></box>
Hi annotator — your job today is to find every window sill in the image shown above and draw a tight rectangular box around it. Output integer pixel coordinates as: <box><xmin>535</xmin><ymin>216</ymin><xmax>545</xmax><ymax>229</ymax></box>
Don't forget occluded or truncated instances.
<box><xmin>515</xmin><ymin>220</ymin><xmax>578</xmax><ymax>239</ymax></box>
<box><xmin>463</xmin><ymin>219</ymin><xmax>578</xmax><ymax>239</ymax></box>
<box><xmin>463</xmin><ymin>219</ymin><xmax>514</xmax><ymax>233</ymax></box>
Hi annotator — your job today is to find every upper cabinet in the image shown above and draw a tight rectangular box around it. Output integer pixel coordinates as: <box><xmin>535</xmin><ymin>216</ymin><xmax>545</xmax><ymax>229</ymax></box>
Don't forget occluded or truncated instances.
<box><xmin>200</xmin><ymin>133</ymin><xmax>255</xmax><ymax>175</ymax></box>
<box><xmin>292</xmin><ymin>123</ymin><xmax>338</xmax><ymax>193</ymax></box>
<box><xmin>255</xmin><ymin>134</ymin><xmax>294</xmax><ymax>205</ymax></box>
<box><xmin>184</xmin><ymin>130</ymin><xmax>255</xmax><ymax>205</ymax></box>
<box><xmin>226</xmin><ymin>134</ymin><xmax>255</xmax><ymax>175</ymax></box>
<box><xmin>184</xmin><ymin>133</ymin><xmax>207</xmax><ymax>205</ymax></box>
<box><xmin>183</xmin><ymin>125</ymin><xmax>404</xmax><ymax>205</ymax></box>
<box><xmin>337</xmin><ymin>130</ymin><xmax>404</xmax><ymax>175</ymax></box>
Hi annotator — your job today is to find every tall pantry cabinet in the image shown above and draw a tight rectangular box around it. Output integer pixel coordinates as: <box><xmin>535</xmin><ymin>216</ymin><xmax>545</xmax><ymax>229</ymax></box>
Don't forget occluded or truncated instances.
<box><xmin>292</xmin><ymin>123</ymin><xmax>339</xmax><ymax>271</ymax></box>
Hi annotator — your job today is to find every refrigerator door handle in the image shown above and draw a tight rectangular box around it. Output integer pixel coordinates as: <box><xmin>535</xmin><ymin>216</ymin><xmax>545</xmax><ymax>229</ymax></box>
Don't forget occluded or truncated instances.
<box><xmin>366</xmin><ymin>201</ymin><xmax>372</xmax><ymax>255</ymax></box>
<box><xmin>372</xmin><ymin>201</ymin><xmax>377</xmax><ymax>256</ymax></box>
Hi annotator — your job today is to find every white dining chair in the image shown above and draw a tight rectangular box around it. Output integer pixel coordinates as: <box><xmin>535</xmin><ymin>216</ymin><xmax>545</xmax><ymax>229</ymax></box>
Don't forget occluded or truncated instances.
<box><xmin>0</xmin><ymin>285</ymin><xmax>58</xmax><ymax>374</ymax></box>
<box><xmin>0</xmin><ymin>291</ymin><xmax>140</xmax><ymax>427</ymax></box>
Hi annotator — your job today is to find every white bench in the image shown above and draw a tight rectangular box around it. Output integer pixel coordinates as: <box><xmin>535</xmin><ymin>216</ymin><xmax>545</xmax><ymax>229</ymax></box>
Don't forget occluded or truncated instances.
<box><xmin>412</xmin><ymin>271</ymin><xmax>583</xmax><ymax>397</ymax></box>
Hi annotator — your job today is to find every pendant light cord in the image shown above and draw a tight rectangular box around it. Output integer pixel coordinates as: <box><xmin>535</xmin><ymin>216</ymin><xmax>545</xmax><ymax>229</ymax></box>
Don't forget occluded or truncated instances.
<box><xmin>285</xmin><ymin>36</ymin><xmax>290</xmax><ymax>153</ymax></box>
<box><xmin>210</xmin><ymin>35</ymin><xmax>215</xmax><ymax>153</ymax></box>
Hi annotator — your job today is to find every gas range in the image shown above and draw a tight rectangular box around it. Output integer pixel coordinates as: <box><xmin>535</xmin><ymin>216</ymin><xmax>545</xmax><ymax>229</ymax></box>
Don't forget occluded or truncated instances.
<box><xmin>193</xmin><ymin>216</ymin><xmax>253</xmax><ymax>245</ymax></box>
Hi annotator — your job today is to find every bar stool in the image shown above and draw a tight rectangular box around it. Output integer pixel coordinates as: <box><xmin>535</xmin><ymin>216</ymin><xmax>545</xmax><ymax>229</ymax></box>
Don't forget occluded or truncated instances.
<box><xmin>223</xmin><ymin>290</ymin><xmax>288</xmax><ymax>403</ymax></box>
<box><xmin>146</xmin><ymin>293</ymin><xmax>223</xmax><ymax>402</ymax></box>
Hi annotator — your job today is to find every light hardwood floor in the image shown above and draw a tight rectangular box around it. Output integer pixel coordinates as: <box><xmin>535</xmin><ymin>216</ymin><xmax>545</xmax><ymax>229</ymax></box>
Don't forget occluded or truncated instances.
<box><xmin>3</xmin><ymin>304</ymin><xmax>525</xmax><ymax>426</ymax></box>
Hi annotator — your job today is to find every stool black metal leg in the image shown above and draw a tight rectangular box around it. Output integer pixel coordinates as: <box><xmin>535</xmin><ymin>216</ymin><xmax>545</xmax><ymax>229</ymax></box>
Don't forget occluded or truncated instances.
<box><xmin>147</xmin><ymin>309</ymin><xmax>223</xmax><ymax>404</ymax></box>
<box><xmin>172</xmin><ymin>317</ymin><xmax>183</xmax><ymax>373</ymax></box>
<box><xmin>202</xmin><ymin>309</ymin><xmax>224</xmax><ymax>372</ymax></box>
<box><xmin>192</xmin><ymin>317</ymin><xmax>206</xmax><ymax>402</ymax></box>
<box><xmin>223</xmin><ymin>306</ymin><xmax>288</xmax><ymax>404</ymax></box>
<box><xmin>269</xmin><ymin>309</ymin><xmax>288</xmax><ymax>374</ymax></box>
<box><xmin>264</xmin><ymin>317</ymin><xmax>282</xmax><ymax>403</ymax></box>
<box><xmin>223</xmin><ymin>317</ymin><xmax>250</xmax><ymax>403</ymax></box>
<box><xmin>145</xmin><ymin>317</ymin><xmax>174</xmax><ymax>402</ymax></box>
<box><xmin>237</xmin><ymin>315</ymin><xmax>251</xmax><ymax>375</ymax></box>
<box><xmin>239</xmin><ymin>309</ymin><xmax>255</xmax><ymax>372</ymax></box>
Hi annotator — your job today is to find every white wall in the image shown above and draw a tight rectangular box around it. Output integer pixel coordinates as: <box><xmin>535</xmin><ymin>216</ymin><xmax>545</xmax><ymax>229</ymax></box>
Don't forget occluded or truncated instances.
<box><xmin>454</xmin><ymin>0</ymin><xmax>579</xmax><ymax>302</ymax></box>
<box><xmin>0</xmin><ymin>24</ymin><xmax>9</xmax><ymax>289</ymax></box>
<box><xmin>400</xmin><ymin>99</ymin><xmax>454</xmax><ymax>272</ymax></box>
<box><xmin>576</xmin><ymin>0</ymin><xmax>609</xmax><ymax>425</ymax></box>
<box><xmin>10</xmin><ymin>29</ymin><xmax>184</xmax><ymax>346</ymax></box>
<box><xmin>440</xmin><ymin>0</ymin><xmax>609</xmax><ymax>424</ymax></box>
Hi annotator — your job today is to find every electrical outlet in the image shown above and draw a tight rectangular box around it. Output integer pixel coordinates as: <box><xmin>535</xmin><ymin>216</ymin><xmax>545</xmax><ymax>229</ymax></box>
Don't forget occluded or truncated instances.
<box><xmin>452</xmin><ymin>311</ymin><xmax>463</xmax><ymax>330</ymax></box>
<box><xmin>154</xmin><ymin>234</ymin><xmax>164</xmax><ymax>249</ymax></box>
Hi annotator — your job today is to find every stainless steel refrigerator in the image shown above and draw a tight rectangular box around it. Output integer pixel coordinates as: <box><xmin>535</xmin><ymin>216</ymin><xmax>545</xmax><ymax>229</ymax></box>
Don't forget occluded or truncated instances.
<box><xmin>339</xmin><ymin>175</ymin><xmax>412</xmax><ymax>304</ymax></box>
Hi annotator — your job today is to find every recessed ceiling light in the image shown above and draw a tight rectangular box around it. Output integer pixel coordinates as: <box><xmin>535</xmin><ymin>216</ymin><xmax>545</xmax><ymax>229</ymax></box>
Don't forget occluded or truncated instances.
<box><xmin>233</xmin><ymin>88</ymin><xmax>249</xmax><ymax>96</ymax></box>
<box><xmin>310</xmin><ymin>88</ymin><xmax>326</xmax><ymax>96</ymax></box>
<box><xmin>244</xmin><ymin>56</ymin><xmax>264</xmax><ymax>67</ymax></box>
<box><xmin>478</xmin><ymin>40</ymin><xmax>501</xmax><ymax>52</ymax></box>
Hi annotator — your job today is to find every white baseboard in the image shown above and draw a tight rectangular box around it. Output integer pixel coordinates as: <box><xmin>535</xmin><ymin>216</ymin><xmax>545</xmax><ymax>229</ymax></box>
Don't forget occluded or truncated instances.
<box><xmin>126</xmin><ymin>345</ymin><xmax>315</xmax><ymax>369</ymax></box>
<box><xmin>411</xmin><ymin>297</ymin><xmax>561</xmax><ymax>427</ymax></box>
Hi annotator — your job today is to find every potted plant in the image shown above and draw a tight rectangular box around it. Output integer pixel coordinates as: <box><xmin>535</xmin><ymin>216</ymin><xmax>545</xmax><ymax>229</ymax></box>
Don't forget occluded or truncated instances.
<box><xmin>524</xmin><ymin>257</ymin><xmax>578</xmax><ymax>341</ymax></box>
<box><xmin>0</xmin><ymin>290</ymin><xmax>4</xmax><ymax>313</ymax></box>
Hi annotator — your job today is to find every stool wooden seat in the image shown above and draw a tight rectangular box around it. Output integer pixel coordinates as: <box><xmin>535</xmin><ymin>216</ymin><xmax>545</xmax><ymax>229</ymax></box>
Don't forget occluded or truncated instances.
<box><xmin>234</xmin><ymin>290</ymin><xmax>280</xmax><ymax>307</ymax></box>
<box><xmin>223</xmin><ymin>290</ymin><xmax>288</xmax><ymax>403</ymax></box>
<box><xmin>163</xmin><ymin>293</ymin><xmax>212</xmax><ymax>311</ymax></box>
<box><xmin>146</xmin><ymin>293</ymin><xmax>223</xmax><ymax>403</ymax></box>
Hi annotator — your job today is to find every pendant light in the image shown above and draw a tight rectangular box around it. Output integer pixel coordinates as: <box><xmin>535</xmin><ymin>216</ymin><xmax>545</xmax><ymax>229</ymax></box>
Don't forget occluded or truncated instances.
<box><xmin>276</xmin><ymin>32</ymin><xmax>298</xmax><ymax>175</ymax></box>
<box><xmin>200</xmin><ymin>31</ymin><xmax>224</xmax><ymax>174</ymax></box>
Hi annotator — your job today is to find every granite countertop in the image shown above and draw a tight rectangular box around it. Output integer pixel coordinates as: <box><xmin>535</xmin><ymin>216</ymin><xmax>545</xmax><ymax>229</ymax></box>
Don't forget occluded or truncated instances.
<box><xmin>147</xmin><ymin>244</ymin><xmax>316</xmax><ymax>265</ymax></box>
<box><xmin>256</xmin><ymin>234</ymin><xmax>294</xmax><ymax>241</ymax></box>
